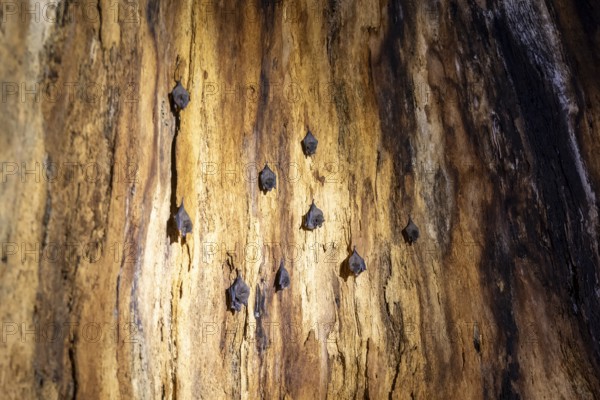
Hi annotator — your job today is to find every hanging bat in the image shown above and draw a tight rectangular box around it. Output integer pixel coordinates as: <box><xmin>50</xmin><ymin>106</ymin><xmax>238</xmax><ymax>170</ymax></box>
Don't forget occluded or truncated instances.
<box><xmin>275</xmin><ymin>259</ymin><xmax>290</xmax><ymax>291</ymax></box>
<box><xmin>348</xmin><ymin>246</ymin><xmax>367</xmax><ymax>276</ymax></box>
<box><xmin>303</xmin><ymin>200</ymin><xmax>324</xmax><ymax>230</ymax></box>
<box><xmin>174</xmin><ymin>198</ymin><xmax>193</xmax><ymax>238</ymax></box>
<box><xmin>171</xmin><ymin>80</ymin><xmax>190</xmax><ymax>110</ymax></box>
<box><xmin>301</xmin><ymin>130</ymin><xmax>318</xmax><ymax>156</ymax></box>
<box><xmin>259</xmin><ymin>163</ymin><xmax>276</xmax><ymax>192</ymax></box>
<box><xmin>403</xmin><ymin>217</ymin><xmax>419</xmax><ymax>244</ymax></box>
<box><xmin>228</xmin><ymin>275</ymin><xmax>250</xmax><ymax>312</ymax></box>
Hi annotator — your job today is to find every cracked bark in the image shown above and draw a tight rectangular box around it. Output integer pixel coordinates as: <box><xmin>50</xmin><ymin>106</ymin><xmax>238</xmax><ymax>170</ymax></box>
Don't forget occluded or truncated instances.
<box><xmin>0</xmin><ymin>0</ymin><xmax>599</xmax><ymax>399</ymax></box>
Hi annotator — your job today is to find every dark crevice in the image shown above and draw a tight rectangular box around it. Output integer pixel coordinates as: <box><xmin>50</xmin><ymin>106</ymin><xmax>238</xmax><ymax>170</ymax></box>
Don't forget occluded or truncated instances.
<box><xmin>68</xmin><ymin>344</ymin><xmax>78</xmax><ymax>400</ymax></box>
<box><xmin>57</xmin><ymin>0</ymin><xmax>75</xmax><ymax>27</ymax></box>
<box><xmin>376</xmin><ymin>250</ymin><xmax>405</xmax><ymax>399</ymax></box>
<box><xmin>41</xmin><ymin>185</ymin><xmax>52</xmax><ymax>251</ymax></box>
<box><xmin>254</xmin><ymin>281</ymin><xmax>268</xmax><ymax>354</ymax></box>
<box><xmin>388</xmin><ymin>360</ymin><xmax>401</xmax><ymax>400</ymax></box>
<box><xmin>96</xmin><ymin>0</ymin><xmax>102</xmax><ymax>45</ymax></box>
<box><xmin>171</xmin><ymin>372</ymin><xmax>177</xmax><ymax>400</ymax></box>
<box><xmin>573</xmin><ymin>0</ymin><xmax>600</xmax><ymax>49</ymax></box>
<box><xmin>326</xmin><ymin>0</ymin><xmax>341</xmax><ymax>65</ymax></box>
<box><xmin>146</xmin><ymin>0</ymin><xmax>160</xmax><ymax>38</ymax></box>
<box><xmin>479</xmin><ymin>229</ymin><xmax>522</xmax><ymax>400</ymax></box>
<box><xmin>167</xmin><ymin>91</ymin><xmax>182</xmax><ymax>244</ymax></box>
<box><xmin>115</xmin><ymin>274</ymin><xmax>121</xmax><ymax>341</ymax></box>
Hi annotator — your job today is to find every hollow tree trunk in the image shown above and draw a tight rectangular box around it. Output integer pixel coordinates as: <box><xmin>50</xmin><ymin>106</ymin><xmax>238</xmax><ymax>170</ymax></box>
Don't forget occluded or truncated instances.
<box><xmin>1</xmin><ymin>0</ymin><xmax>599</xmax><ymax>399</ymax></box>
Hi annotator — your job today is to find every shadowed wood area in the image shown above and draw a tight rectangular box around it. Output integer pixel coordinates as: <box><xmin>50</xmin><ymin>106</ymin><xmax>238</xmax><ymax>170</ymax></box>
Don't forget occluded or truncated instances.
<box><xmin>0</xmin><ymin>0</ymin><xmax>599</xmax><ymax>398</ymax></box>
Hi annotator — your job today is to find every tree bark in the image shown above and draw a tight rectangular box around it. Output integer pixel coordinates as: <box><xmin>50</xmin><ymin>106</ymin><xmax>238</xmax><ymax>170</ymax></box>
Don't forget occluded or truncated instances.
<box><xmin>1</xmin><ymin>0</ymin><xmax>599</xmax><ymax>398</ymax></box>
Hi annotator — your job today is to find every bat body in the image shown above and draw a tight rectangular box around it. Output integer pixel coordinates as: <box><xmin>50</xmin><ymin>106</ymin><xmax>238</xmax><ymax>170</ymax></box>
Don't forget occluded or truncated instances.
<box><xmin>301</xmin><ymin>130</ymin><xmax>318</xmax><ymax>156</ymax></box>
<box><xmin>348</xmin><ymin>247</ymin><xmax>367</xmax><ymax>276</ymax></box>
<box><xmin>171</xmin><ymin>81</ymin><xmax>190</xmax><ymax>110</ymax></box>
<box><xmin>403</xmin><ymin>217</ymin><xmax>419</xmax><ymax>244</ymax></box>
<box><xmin>303</xmin><ymin>200</ymin><xmax>324</xmax><ymax>230</ymax></box>
<box><xmin>275</xmin><ymin>259</ymin><xmax>290</xmax><ymax>291</ymax></box>
<box><xmin>175</xmin><ymin>199</ymin><xmax>193</xmax><ymax>238</ymax></box>
<box><xmin>228</xmin><ymin>275</ymin><xmax>250</xmax><ymax>312</ymax></box>
<box><xmin>259</xmin><ymin>164</ymin><xmax>276</xmax><ymax>192</ymax></box>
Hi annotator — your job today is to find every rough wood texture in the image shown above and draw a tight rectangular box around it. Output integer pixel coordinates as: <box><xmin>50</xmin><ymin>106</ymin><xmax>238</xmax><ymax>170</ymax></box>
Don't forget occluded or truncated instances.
<box><xmin>1</xmin><ymin>0</ymin><xmax>599</xmax><ymax>398</ymax></box>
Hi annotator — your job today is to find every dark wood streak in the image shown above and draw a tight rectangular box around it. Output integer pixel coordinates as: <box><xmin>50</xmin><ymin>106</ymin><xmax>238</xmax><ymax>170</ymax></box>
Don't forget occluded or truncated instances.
<box><xmin>492</xmin><ymin>1</ymin><xmax>600</xmax><ymax>374</ymax></box>
<box><xmin>371</xmin><ymin>1</ymin><xmax>417</xmax><ymax>245</ymax></box>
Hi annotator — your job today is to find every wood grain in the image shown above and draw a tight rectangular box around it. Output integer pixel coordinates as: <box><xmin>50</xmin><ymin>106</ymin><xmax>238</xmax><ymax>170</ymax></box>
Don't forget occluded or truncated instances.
<box><xmin>0</xmin><ymin>0</ymin><xmax>599</xmax><ymax>398</ymax></box>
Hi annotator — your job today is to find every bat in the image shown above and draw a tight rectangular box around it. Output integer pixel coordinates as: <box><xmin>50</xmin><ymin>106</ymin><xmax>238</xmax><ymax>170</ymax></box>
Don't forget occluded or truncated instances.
<box><xmin>174</xmin><ymin>198</ymin><xmax>193</xmax><ymax>238</ymax></box>
<box><xmin>301</xmin><ymin>130</ymin><xmax>318</xmax><ymax>156</ymax></box>
<box><xmin>171</xmin><ymin>80</ymin><xmax>190</xmax><ymax>110</ymax></box>
<box><xmin>303</xmin><ymin>200</ymin><xmax>324</xmax><ymax>230</ymax></box>
<box><xmin>275</xmin><ymin>259</ymin><xmax>290</xmax><ymax>291</ymax></box>
<box><xmin>259</xmin><ymin>163</ymin><xmax>276</xmax><ymax>192</ymax></box>
<box><xmin>228</xmin><ymin>275</ymin><xmax>250</xmax><ymax>312</ymax></box>
<box><xmin>403</xmin><ymin>217</ymin><xmax>419</xmax><ymax>244</ymax></box>
<box><xmin>348</xmin><ymin>246</ymin><xmax>367</xmax><ymax>276</ymax></box>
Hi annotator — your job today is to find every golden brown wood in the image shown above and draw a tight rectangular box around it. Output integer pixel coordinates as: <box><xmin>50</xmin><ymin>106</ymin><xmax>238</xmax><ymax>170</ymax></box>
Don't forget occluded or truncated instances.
<box><xmin>0</xmin><ymin>0</ymin><xmax>599</xmax><ymax>398</ymax></box>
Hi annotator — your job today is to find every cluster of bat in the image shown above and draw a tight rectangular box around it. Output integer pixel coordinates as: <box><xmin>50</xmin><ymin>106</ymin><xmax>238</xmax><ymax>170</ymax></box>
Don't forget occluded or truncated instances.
<box><xmin>226</xmin><ymin>259</ymin><xmax>291</xmax><ymax>312</ymax></box>
<box><xmin>170</xmin><ymin>81</ymin><xmax>420</xmax><ymax>312</ymax></box>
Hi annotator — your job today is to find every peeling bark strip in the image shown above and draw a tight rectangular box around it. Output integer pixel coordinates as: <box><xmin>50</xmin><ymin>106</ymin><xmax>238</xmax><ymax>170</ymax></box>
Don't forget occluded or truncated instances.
<box><xmin>0</xmin><ymin>0</ymin><xmax>599</xmax><ymax>399</ymax></box>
